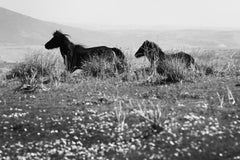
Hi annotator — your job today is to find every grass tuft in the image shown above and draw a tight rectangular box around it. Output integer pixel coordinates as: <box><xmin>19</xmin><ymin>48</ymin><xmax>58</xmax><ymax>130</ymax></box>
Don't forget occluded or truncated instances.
<box><xmin>156</xmin><ymin>58</ymin><xmax>196</xmax><ymax>82</ymax></box>
<box><xmin>7</xmin><ymin>51</ymin><xmax>65</xmax><ymax>90</ymax></box>
<box><xmin>1</xmin><ymin>48</ymin><xmax>240</xmax><ymax>160</ymax></box>
<box><xmin>81</xmin><ymin>56</ymin><xmax>124</xmax><ymax>79</ymax></box>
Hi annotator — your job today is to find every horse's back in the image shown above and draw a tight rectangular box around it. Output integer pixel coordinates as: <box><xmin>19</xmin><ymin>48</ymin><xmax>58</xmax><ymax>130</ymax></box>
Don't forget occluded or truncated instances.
<box><xmin>87</xmin><ymin>46</ymin><xmax>111</xmax><ymax>51</ymax></box>
<box><xmin>78</xmin><ymin>46</ymin><xmax>112</xmax><ymax>60</ymax></box>
<box><xmin>85</xmin><ymin>46</ymin><xmax>126</xmax><ymax>63</ymax></box>
<box><xmin>176</xmin><ymin>52</ymin><xmax>194</xmax><ymax>64</ymax></box>
<box><xmin>166</xmin><ymin>52</ymin><xmax>194</xmax><ymax>67</ymax></box>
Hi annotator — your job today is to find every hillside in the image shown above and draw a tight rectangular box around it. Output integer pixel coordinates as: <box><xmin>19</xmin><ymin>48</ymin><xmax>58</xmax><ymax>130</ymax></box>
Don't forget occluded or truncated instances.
<box><xmin>0</xmin><ymin>7</ymin><xmax>111</xmax><ymax>46</ymax></box>
<box><xmin>0</xmin><ymin>6</ymin><xmax>63</xmax><ymax>45</ymax></box>
<box><xmin>1</xmin><ymin>7</ymin><xmax>240</xmax><ymax>50</ymax></box>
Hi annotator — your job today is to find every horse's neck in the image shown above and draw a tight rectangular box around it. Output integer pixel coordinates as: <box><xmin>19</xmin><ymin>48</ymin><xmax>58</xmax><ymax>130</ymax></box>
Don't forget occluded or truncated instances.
<box><xmin>76</xmin><ymin>44</ymin><xmax>85</xmax><ymax>51</ymax></box>
<box><xmin>154</xmin><ymin>46</ymin><xmax>165</xmax><ymax>59</ymax></box>
<box><xmin>60</xmin><ymin>41</ymin><xmax>74</xmax><ymax>55</ymax></box>
<box><xmin>147</xmin><ymin>46</ymin><xmax>165</xmax><ymax>67</ymax></box>
<box><xmin>150</xmin><ymin>45</ymin><xmax>165</xmax><ymax>58</ymax></box>
<box><xmin>158</xmin><ymin>50</ymin><xmax>166</xmax><ymax>59</ymax></box>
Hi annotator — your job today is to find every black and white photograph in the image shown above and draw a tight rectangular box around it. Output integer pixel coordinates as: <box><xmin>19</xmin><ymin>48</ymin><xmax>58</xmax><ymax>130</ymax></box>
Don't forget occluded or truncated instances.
<box><xmin>0</xmin><ymin>0</ymin><xmax>240</xmax><ymax>159</ymax></box>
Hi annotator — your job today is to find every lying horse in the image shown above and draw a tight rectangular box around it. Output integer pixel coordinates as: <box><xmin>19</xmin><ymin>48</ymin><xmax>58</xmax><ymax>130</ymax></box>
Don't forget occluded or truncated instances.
<box><xmin>45</xmin><ymin>30</ymin><xmax>126</xmax><ymax>73</ymax></box>
<box><xmin>135</xmin><ymin>40</ymin><xmax>195</xmax><ymax>75</ymax></box>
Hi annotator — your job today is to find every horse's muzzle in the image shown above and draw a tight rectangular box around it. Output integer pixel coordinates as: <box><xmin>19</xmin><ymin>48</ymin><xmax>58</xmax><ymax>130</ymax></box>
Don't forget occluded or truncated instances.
<box><xmin>135</xmin><ymin>52</ymin><xmax>144</xmax><ymax>58</ymax></box>
<box><xmin>45</xmin><ymin>43</ymin><xmax>50</xmax><ymax>49</ymax></box>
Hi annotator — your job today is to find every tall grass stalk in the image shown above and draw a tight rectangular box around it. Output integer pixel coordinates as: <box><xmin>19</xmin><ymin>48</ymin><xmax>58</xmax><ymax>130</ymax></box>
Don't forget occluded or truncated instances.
<box><xmin>226</xmin><ymin>86</ymin><xmax>235</xmax><ymax>105</ymax></box>
<box><xmin>217</xmin><ymin>92</ymin><xmax>224</xmax><ymax>108</ymax></box>
<box><xmin>115</xmin><ymin>100</ymin><xmax>126</xmax><ymax>132</ymax></box>
<box><xmin>135</xmin><ymin>100</ymin><xmax>162</xmax><ymax>125</ymax></box>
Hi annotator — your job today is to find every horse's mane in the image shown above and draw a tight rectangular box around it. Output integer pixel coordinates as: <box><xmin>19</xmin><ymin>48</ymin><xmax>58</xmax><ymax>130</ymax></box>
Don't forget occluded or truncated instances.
<box><xmin>53</xmin><ymin>30</ymin><xmax>86</xmax><ymax>49</ymax></box>
<box><xmin>75</xmin><ymin>44</ymin><xmax>86</xmax><ymax>50</ymax></box>
<box><xmin>53</xmin><ymin>30</ymin><xmax>70</xmax><ymax>40</ymax></box>
<box><xmin>145</xmin><ymin>40</ymin><xmax>164</xmax><ymax>54</ymax></box>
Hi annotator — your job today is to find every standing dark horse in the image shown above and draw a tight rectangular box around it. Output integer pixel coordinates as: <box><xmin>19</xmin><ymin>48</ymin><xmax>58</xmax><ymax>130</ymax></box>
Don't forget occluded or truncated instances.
<box><xmin>45</xmin><ymin>30</ymin><xmax>126</xmax><ymax>73</ymax></box>
<box><xmin>135</xmin><ymin>40</ymin><xmax>195</xmax><ymax>75</ymax></box>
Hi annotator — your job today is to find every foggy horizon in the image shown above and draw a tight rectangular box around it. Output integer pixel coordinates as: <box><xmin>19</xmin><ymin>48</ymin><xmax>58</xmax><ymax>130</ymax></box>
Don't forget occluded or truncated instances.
<box><xmin>1</xmin><ymin>0</ymin><xmax>240</xmax><ymax>30</ymax></box>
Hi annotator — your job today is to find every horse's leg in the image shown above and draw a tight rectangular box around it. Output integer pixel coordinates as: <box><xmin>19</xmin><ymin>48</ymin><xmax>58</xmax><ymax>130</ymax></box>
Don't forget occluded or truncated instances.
<box><xmin>62</xmin><ymin>54</ymin><xmax>66</xmax><ymax>66</ymax></box>
<box><xmin>112</xmin><ymin>50</ymin><xmax>120</xmax><ymax>75</ymax></box>
<box><xmin>147</xmin><ymin>60</ymin><xmax>158</xmax><ymax>82</ymax></box>
<box><xmin>69</xmin><ymin>51</ymin><xmax>74</xmax><ymax>72</ymax></box>
<box><xmin>111</xmin><ymin>49</ymin><xmax>123</xmax><ymax>75</ymax></box>
<box><xmin>64</xmin><ymin>55</ymin><xmax>69</xmax><ymax>71</ymax></box>
<box><xmin>147</xmin><ymin>51</ymin><xmax>160</xmax><ymax>82</ymax></box>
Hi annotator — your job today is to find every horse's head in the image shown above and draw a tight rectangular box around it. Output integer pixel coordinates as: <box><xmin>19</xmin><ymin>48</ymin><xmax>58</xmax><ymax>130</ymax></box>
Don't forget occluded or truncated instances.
<box><xmin>135</xmin><ymin>40</ymin><xmax>156</xmax><ymax>58</ymax></box>
<box><xmin>135</xmin><ymin>40</ymin><xmax>165</xmax><ymax>66</ymax></box>
<box><xmin>45</xmin><ymin>30</ymin><xmax>69</xmax><ymax>49</ymax></box>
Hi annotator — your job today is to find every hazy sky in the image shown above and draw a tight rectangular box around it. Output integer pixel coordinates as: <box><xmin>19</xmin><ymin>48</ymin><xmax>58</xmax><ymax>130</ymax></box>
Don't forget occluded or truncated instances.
<box><xmin>1</xmin><ymin>0</ymin><xmax>240</xmax><ymax>29</ymax></box>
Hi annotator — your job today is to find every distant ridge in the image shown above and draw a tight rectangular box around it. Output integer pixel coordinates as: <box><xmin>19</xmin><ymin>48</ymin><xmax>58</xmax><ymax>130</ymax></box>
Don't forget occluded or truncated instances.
<box><xmin>1</xmin><ymin>7</ymin><xmax>240</xmax><ymax>49</ymax></box>
<box><xmin>0</xmin><ymin>7</ymin><xmax>62</xmax><ymax>44</ymax></box>
<box><xmin>0</xmin><ymin>7</ymin><xmax>110</xmax><ymax>46</ymax></box>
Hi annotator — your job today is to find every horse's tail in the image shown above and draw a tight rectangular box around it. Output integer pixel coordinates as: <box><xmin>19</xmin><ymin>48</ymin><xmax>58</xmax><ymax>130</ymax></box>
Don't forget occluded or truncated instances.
<box><xmin>112</xmin><ymin>47</ymin><xmax>127</xmax><ymax>73</ymax></box>
<box><xmin>112</xmin><ymin>48</ymin><xmax>125</xmax><ymax>61</ymax></box>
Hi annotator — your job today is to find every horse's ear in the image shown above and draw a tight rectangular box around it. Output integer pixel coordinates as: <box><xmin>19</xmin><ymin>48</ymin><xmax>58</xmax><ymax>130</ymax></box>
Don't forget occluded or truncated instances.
<box><xmin>53</xmin><ymin>30</ymin><xmax>62</xmax><ymax>36</ymax></box>
<box><xmin>64</xmin><ymin>34</ymin><xmax>71</xmax><ymax>38</ymax></box>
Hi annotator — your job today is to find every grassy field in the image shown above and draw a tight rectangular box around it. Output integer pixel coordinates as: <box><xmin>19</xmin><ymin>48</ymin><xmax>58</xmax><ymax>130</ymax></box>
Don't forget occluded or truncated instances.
<box><xmin>0</xmin><ymin>48</ymin><xmax>240</xmax><ymax>160</ymax></box>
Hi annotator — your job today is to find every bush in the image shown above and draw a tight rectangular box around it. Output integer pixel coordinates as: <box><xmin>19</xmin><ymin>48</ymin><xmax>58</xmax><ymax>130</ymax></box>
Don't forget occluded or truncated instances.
<box><xmin>81</xmin><ymin>56</ymin><xmax>123</xmax><ymax>79</ymax></box>
<box><xmin>8</xmin><ymin>52</ymin><xmax>65</xmax><ymax>89</ymax></box>
<box><xmin>156</xmin><ymin>58</ymin><xmax>196</xmax><ymax>82</ymax></box>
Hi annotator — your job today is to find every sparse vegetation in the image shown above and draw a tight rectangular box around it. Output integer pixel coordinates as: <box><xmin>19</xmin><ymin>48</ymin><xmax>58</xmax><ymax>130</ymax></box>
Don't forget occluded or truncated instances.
<box><xmin>81</xmin><ymin>56</ymin><xmax>119</xmax><ymax>78</ymax></box>
<box><xmin>156</xmin><ymin>57</ymin><xmax>197</xmax><ymax>82</ymax></box>
<box><xmin>0</xmin><ymin>48</ymin><xmax>240</xmax><ymax>160</ymax></box>
<box><xmin>6</xmin><ymin>52</ymin><xmax>65</xmax><ymax>91</ymax></box>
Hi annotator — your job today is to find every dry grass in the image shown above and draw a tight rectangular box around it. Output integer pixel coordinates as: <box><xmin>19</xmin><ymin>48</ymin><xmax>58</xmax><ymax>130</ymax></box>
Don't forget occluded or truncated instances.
<box><xmin>6</xmin><ymin>51</ymin><xmax>65</xmax><ymax>91</ymax></box>
<box><xmin>81</xmin><ymin>56</ymin><xmax>118</xmax><ymax>78</ymax></box>
<box><xmin>156</xmin><ymin>58</ymin><xmax>196</xmax><ymax>82</ymax></box>
<box><xmin>1</xmin><ymin>48</ymin><xmax>240</xmax><ymax>159</ymax></box>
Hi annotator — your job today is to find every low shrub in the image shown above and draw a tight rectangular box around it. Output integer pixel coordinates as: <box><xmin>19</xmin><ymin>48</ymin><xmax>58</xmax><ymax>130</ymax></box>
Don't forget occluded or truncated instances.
<box><xmin>8</xmin><ymin>51</ymin><xmax>65</xmax><ymax>89</ymax></box>
<box><xmin>81</xmin><ymin>56</ymin><xmax>125</xmax><ymax>79</ymax></box>
<box><xmin>156</xmin><ymin>58</ymin><xmax>196</xmax><ymax>82</ymax></box>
